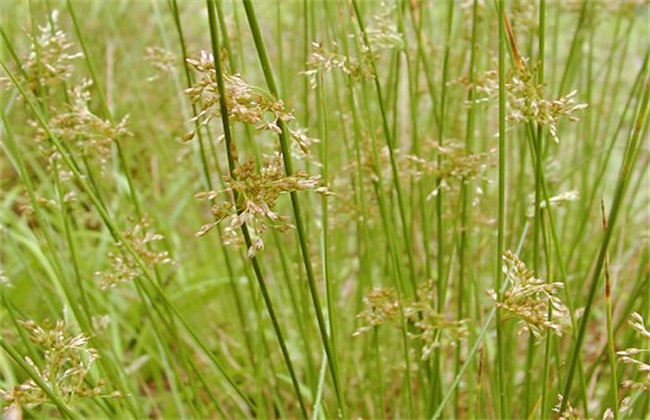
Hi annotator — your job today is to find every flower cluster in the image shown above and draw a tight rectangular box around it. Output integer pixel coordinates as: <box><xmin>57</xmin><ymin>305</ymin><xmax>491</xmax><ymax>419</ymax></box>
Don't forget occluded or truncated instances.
<box><xmin>145</xmin><ymin>46</ymin><xmax>178</xmax><ymax>82</ymax></box>
<box><xmin>526</xmin><ymin>189</ymin><xmax>579</xmax><ymax>218</ymax></box>
<box><xmin>473</xmin><ymin>59</ymin><xmax>587</xmax><ymax>142</ymax></box>
<box><xmin>5</xmin><ymin>10</ymin><xmax>82</xmax><ymax>92</ymax></box>
<box><xmin>353</xmin><ymin>287</ymin><xmax>401</xmax><ymax>336</ymax></box>
<box><xmin>328</xmin><ymin>139</ymin><xmax>413</xmax><ymax>229</ymax></box>
<box><xmin>552</xmin><ymin>395</ymin><xmax>581</xmax><ymax>420</ymax></box>
<box><xmin>96</xmin><ymin>218</ymin><xmax>174</xmax><ymax>289</ymax></box>
<box><xmin>617</xmin><ymin>312</ymin><xmax>650</xmax><ymax>391</ymax></box>
<box><xmin>406</xmin><ymin>140</ymin><xmax>494</xmax><ymax>200</ymax></box>
<box><xmin>303</xmin><ymin>41</ymin><xmax>376</xmax><ymax>89</ymax></box>
<box><xmin>507</xmin><ymin>63</ymin><xmax>587</xmax><ymax>142</ymax></box>
<box><xmin>303</xmin><ymin>3</ymin><xmax>401</xmax><ymax>89</ymax></box>
<box><xmin>353</xmin><ymin>283</ymin><xmax>467</xmax><ymax>360</ymax></box>
<box><xmin>0</xmin><ymin>319</ymin><xmax>118</xmax><ymax>414</ymax></box>
<box><xmin>183</xmin><ymin>51</ymin><xmax>295</xmax><ymax>142</ymax></box>
<box><xmin>403</xmin><ymin>281</ymin><xmax>468</xmax><ymax>360</ymax></box>
<box><xmin>364</xmin><ymin>2</ymin><xmax>404</xmax><ymax>51</ymax></box>
<box><xmin>488</xmin><ymin>250</ymin><xmax>570</xmax><ymax>339</ymax></box>
<box><xmin>34</xmin><ymin>80</ymin><xmax>132</xmax><ymax>172</ymax></box>
<box><xmin>195</xmin><ymin>153</ymin><xmax>328</xmax><ymax>258</ymax></box>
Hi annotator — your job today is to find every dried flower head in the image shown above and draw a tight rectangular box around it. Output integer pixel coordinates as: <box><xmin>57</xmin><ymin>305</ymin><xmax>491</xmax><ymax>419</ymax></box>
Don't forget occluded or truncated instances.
<box><xmin>526</xmin><ymin>189</ymin><xmax>580</xmax><ymax>218</ymax></box>
<box><xmin>406</xmin><ymin>140</ymin><xmax>494</xmax><ymax>200</ymax></box>
<box><xmin>404</xmin><ymin>281</ymin><xmax>468</xmax><ymax>360</ymax></box>
<box><xmin>552</xmin><ymin>395</ymin><xmax>582</xmax><ymax>420</ymax></box>
<box><xmin>473</xmin><ymin>59</ymin><xmax>587</xmax><ymax>142</ymax></box>
<box><xmin>145</xmin><ymin>46</ymin><xmax>178</xmax><ymax>82</ymax></box>
<box><xmin>617</xmin><ymin>312</ymin><xmax>650</xmax><ymax>392</ymax></box>
<box><xmin>183</xmin><ymin>51</ymin><xmax>298</xmax><ymax>143</ymax></box>
<box><xmin>5</xmin><ymin>10</ymin><xmax>83</xmax><ymax>92</ymax></box>
<box><xmin>488</xmin><ymin>250</ymin><xmax>570</xmax><ymax>339</ymax></box>
<box><xmin>353</xmin><ymin>287</ymin><xmax>401</xmax><ymax>336</ymax></box>
<box><xmin>96</xmin><ymin>218</ymin><xmax>174</xmax><ymax>289</ymax></box>
<box><xmin>195</xmin><ymin>152</ymin><xmax>327</xmax><ymax>258</ymax></box>
<box><xmin>303</xmin><ymin>4</ymin><xmax>400</xmax><ymax>89</ymax></box>
<box><xmin>0</xmin><ymin>319</ymin><xmax>118</xmax><ymax>413</ymax></box>
<box><xmin>34</xmin><ymin>80</ymin><xmax>132</xmax><ymax>172</ymax></box>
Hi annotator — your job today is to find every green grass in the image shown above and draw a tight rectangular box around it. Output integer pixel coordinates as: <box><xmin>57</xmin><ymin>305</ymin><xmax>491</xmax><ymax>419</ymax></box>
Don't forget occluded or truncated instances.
<box><xmin>1</xmin><ymin>1</ymin><xmax>649</xmax><ymax>418</ymax></box>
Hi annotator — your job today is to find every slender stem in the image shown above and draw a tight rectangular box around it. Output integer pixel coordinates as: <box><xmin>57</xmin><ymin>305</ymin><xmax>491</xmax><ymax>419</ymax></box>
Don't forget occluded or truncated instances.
<box><xmin>351</xmin><ymin>0</ymin><xmax>417</xmax><ymax>295</ymax></box>
<box><xmin>559</xmin><ymin>71</ymin><xmax>649</xmax><ymax>414</ymax></box>
<box><xmin>456</xmin><ymin>0</ymin><xmax>480</xmax><ymax>416</ymax></box>
<box><xmin>601</xmin><ymin>201</ymin><xmax>620</xmax><ymax>419</ymax></box>
<box><xmin>240</xmin><ymin>1</ymin><xmax>346</xmax><ymax>416</ymax></box>
<box><xmin>496</xmin><ymin>1</ymin><xmax>509</xmax><ymax>417</ymax></box>
<box><xmin>205</xmin><ymin>1</ymin><xmax>308</xmax><ymax>417</ymax></box>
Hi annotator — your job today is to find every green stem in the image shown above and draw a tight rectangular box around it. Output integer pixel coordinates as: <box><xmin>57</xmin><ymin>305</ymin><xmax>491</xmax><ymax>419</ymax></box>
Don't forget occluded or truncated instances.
<box><xmin>602</xmin><ymin>201</ymin><xmax>620</xmax><ymax>420</ymax></box>
<box><xmin>559</xmin><ymin>70</ymin><xmax>649</xmax><ymax>415</ymax></box>
<box><xmin>350</xmin><ymin>0</ymin><xmax>417</xmax><ymax>295</ymax></box>
<box><xmin>240</xmin><ymin>1</ymin><xmax>346</xmax><ymax>416</ymax></box>
<box><xmin>496</xmin><ymin>1</ymin><xmax>509</xmax><ymax>417</ymax></box>
<box><xmin>205</xmin><ymin>1</ymin><xmax>308</xmax><ymax>417</ymax></box>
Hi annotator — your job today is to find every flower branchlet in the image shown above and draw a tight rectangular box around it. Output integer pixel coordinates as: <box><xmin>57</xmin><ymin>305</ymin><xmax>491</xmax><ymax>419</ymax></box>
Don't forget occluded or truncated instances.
<box><xmin>183</xmin><ymin>51</ymin><xmax>310</xmax><ymax>149</ymax></box>
<box><xmin>366</xmin><ymin>2</ymin><xmax>403</xmax><ymax>51</ymax></box>
<box><xmin>404</xmin><ymin>281</ymin><xmax>469</xmax><ymax>360</ymax></box>
<box><xmin>552</xmin><ymin>395</ymin><xmax>581</xmax><ymax>420</ymax></box>
<box><xmin>2</xmin><ymin>10</ymin><xmax>83</xmax><ymax>92</ymax></box>
<box><xmin>195</xmin><ymin>152</ymin><xmax>328</xmax><ymax>258</ymax></box>
<box><xmin>526</xmin><ymin>189</ymin><xmax>579</xmax><ymax>218</ymax></box>
<box><xmin>617</xmin><ymin>312</ymin><xmax>650</xmax><ymax>392</ymax></box>
<box><xmin>96</xmin><ymin>218</ymin><xmax>174</xmax><ymax>289</ymax></box>
<box><xmin>145</xmin><ymin>46</ymin><xmax>178</xmax><ymax>82</ymax></box>
<box><xmin>353</xmin><ymin>283</ymin><xmax>468</xmax><ymax>360</ymax></box>
<box><xmin>473</xmin><ymin>58</ymin><xmax>587</xmax><ymax>142</ymax></box>
<box><xmin>34</xmin><ymin>80</ymin><xmax>133</xmax><ymax>172</ymax></box>
<box><xmin>0</xmin><ymin>319</ymin><xmax>119</xmax><ymax>413</ymax></box>
<box><xmin>302</xmin><ymin>41</ymin><xmax>376</xmax><ymax>90</ymax></box>
<box><xmin>406</xmin><ymin>140</ymin><xmax>494</xmax><ymax>200</ymax></box>
<box><xmin>353</xmin><ymin>287</ymin><xmax>401</xmax><ymax>336</ymax></box>
<box><xmin>488</xmin><ymin>250</ymin><xmax>571</xmax><ymax>339</ymax></box>
<box><xmin>302</xmin><ymin>3</ymin><xmax>402</xmax><ymax>89</ymax></box>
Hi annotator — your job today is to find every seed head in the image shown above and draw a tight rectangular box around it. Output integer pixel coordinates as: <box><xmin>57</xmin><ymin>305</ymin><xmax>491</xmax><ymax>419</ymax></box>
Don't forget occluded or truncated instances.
<box><xmin>2</xmin><ymin>10</ymin><xmax>83</xmax><ymax>92</ymax></box>
<box><xmin>617</xmin><ymin>312</ymin><xmax>650</xmax><ymax>391</ymax></box>
<box><xmin>488</xmin><ymin>250</ymin><xmax>570</xmax><ymax>339</ymax></box>
<box><xmin>96</xmin><ymin>218</ymin><xmax>174</xmax><ymax>289</ymax></box>
<box><xmin>195</xmin><ymin>152</ymin><xmax>325</xmax><ymax>258</ymax></box>
<box><xmin>0</xmin><ymin>319</ymin><xmax>118</xmax><ymax>413</ymax></box>
<box><xmin>353</xmin><ymin>287</ymin><xmax>401</xmax><ymax>336</ymax></box>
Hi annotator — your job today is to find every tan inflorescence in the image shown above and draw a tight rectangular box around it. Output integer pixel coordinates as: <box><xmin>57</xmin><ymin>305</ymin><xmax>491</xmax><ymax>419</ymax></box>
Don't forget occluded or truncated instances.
<box><xmin>488</xmin><ymin>250</ymin><xmax>571</xmax><ymax>339</ymax></box>
<box><xmin>0</xmin><ymin>319</ymin><xmax>119</xmax><ymax>414</ymax></box>
<box><xmin>195</xmin><ymin>152</ymin><xmax>328</xmax><ymax>258</ymax></box>
<box><xmin>472</xmin><ymin>58</ymin><xmax>587</xmax><ymax>143</ymax></box>
<box><xmin>96</xmin><ymin>218</ymin><xmax>174</xmax><ymax>289</ymax></box>
<box><xmin>185</xmin><ymin>50</ymin><xmax>325</xmax><ymax>258</ymax></box>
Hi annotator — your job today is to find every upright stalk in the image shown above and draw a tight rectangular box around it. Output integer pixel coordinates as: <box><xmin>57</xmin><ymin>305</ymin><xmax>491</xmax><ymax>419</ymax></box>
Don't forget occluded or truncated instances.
<box><xmin>559</xmin><ymin>70</ymin><xmax>649</xmax><ymax>414</ymax></box>
<box><xmin>496</xmin><ymin>1</ymin><xmax>509</xmax><ymax>417</ymax></box>
<box><xmin>205</xmin><ymin>1</ymin><xmax>308</xmax><ymax>416</ymax></box>
<box><xmin>240</xmin><ymin>1</ymin><xmax>346</xmax><ymax>416</ymax></box>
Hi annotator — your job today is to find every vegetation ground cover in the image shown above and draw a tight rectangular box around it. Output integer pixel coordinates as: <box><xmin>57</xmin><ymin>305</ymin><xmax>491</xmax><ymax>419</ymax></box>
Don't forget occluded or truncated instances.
<box><xmin>1</xmin><ymin>1</ymin><xmax>648</xmax><ymax>418</ymax></box>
